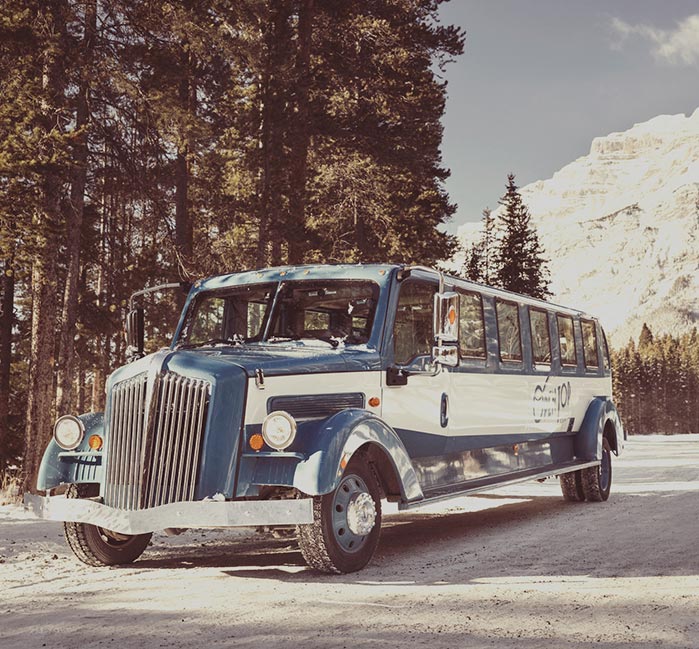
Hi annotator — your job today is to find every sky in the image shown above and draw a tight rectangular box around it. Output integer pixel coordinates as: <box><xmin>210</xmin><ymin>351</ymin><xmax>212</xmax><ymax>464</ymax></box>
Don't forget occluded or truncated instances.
<box><xmin>437</xmin><ymin>0</ymin><xmax>699</xmax><ymax>232</ymax></box>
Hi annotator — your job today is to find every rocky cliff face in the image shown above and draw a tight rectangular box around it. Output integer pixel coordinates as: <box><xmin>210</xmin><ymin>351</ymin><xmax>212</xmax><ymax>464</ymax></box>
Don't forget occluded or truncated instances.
<box><xmin>456</xmin><ymin>109</ymin><xmax>699</xmax><ymax>347</ymax></box>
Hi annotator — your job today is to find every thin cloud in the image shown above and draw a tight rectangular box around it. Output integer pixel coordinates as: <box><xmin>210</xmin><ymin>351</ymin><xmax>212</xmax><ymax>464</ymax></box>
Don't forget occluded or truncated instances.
<box><xmin>611</xmin><ymin>14</ymin><xmax>699</xmax><ymax>66</ymax></box>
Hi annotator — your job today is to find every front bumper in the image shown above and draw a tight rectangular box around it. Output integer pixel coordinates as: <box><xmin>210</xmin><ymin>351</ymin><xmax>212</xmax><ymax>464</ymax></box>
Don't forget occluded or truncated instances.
<box><xmin>24</xmin><ymin>493</ymin><xmax>314</xmax><ymax>535</ymax></box>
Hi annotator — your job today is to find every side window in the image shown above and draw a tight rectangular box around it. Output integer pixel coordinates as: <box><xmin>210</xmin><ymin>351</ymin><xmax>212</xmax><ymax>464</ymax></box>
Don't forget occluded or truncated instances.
<box><xmin>458</xmin><ymin>290</ymin><xmax>486</xmax><ymax>359</ymax></box>
<box><xmin>581</xmin><ymin>319</ymin><xmax>599</xmax><ymax>369</ymax></box>
<box><xmin>529</xmin><ymin>308</ymin><xmax>551</xmax><ymax>364</ymax></box>
<box><xmin>496</xmin><ymin>300</ymin><xmax>522</xmax><ymax>362</ymax></box>
<box><xmin>601</xmin><ymin>328</ymin><xmax>611</xmax><ymax>371</ymax></box>
<box><xmin>393</xmin><ymin>281</ymin><xmax>436</xmax><ymax>365</ymax></box>
<box><xmin>557</xmin><ymin>314</ymin><xmax>577</xmax><ymax>366</ymax></box>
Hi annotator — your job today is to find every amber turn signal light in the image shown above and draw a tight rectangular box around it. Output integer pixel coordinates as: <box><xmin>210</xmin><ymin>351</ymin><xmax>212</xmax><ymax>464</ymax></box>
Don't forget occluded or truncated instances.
<box><xmin>368</xmin><ymin>397</ymin><xmax>380</xmax><ymax>407</ymax></box>
<box><xmin>249</xmin><ymin>433</ymin><xmax>264</xmax><ymax>451</ymax></box>
<box><xmin>88</xmin><ymin>434</ymin><xmax>103</xmax><ymax>451</ymax></box>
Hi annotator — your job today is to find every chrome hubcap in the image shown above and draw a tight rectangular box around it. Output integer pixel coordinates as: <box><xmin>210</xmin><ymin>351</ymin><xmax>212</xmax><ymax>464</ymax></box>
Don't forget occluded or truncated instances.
<box><xmin>331</xmin><ymin>474</ymin><xmax>376</xmax><ymax>553</ymax></box>
<box><xmin>346</xmin><ymin>492</ymin><xmax>377</xmax><ymax>536</ymax></box>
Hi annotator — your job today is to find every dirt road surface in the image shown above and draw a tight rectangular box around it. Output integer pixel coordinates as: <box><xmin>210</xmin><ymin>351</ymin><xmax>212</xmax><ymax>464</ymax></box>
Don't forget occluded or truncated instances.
<box><xmin>1</xmin><ymin>435</ymin><xmax>698</xmax><ymax>649</ymax></box>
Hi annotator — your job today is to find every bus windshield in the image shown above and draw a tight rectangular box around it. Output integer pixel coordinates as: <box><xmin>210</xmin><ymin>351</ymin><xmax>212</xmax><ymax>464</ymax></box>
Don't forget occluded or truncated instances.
<box><xmin>178</xmin><ymin>280</ymin><xmax>379</xmax><ymax>348</ymax></box>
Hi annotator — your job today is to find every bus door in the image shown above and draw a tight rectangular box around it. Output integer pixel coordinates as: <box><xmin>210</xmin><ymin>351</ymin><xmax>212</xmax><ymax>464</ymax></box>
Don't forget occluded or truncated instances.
<box><xmin>381</xmin><ymin>278</ymin><xmax>450</xmax><ymax>472</ymax></box>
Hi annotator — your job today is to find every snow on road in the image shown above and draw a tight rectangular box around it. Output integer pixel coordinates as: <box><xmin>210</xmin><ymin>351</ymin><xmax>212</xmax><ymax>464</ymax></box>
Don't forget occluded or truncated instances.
<box><xmin>1</xmin><ymin>435</ymin><xmax>698</xmax><ymax>648</ymax></box>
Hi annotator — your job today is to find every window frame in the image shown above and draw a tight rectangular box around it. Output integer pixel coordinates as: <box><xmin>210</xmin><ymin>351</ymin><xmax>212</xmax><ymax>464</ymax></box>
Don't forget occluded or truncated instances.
<box><xmin>392</xmin><ymin>278</ymin><xmax>438</xmax><ymax>367</ymax></box>
<box><xmin>495</xmin><ymin>299</ymin><xmax>523</xmax><ymax>363</ymax></box>
<box><xmin>529</xmin><ymin>307</ymin><xmax>552</xmax><ymax>367</ymax></box>
<box><xmin>556</xmin><ymin>313</ymin><xmax>578</xmax><ymax>367</ymax></box>
<box><xmin>456</xmin><ymin>288</ymin><xmax>487</xmax><ymax>360</ymax></box>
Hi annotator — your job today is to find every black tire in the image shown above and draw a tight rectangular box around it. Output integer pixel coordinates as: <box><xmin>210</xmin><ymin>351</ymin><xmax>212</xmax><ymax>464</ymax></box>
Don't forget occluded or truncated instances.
<box><xmin>560</xmin><ymin>469</ymin><xmax>585</xmax><ymax>501</ymax></box>
<box><xmin>296</xmin><ymin>455</ymin><xmax>382</xmax><ymax>574</ymax></box>
<box><xmin>63</xmin><ymin>484</ymin><xmax>152</xmax><ymax>567</ymax></box>
<box><xmin>580</xmin><ymin>438</ymin><xmax>613</xmax><ymax>502</ymax></box>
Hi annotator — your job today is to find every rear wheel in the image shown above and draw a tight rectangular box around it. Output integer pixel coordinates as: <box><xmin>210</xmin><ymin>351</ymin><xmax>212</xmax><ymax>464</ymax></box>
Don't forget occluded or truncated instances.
<box><xmin>580</xmin><ymin>438</ymin><xmax>613</xmax><ymax>502</ymax></box>
<box><xmin>296</xmin><ymin>455</ymin><xmax>382</xmax><ymax>573</ymax></box>
<box><xmin>559</xmin><ymin>469</ymin><xmax>585</xmax><ymax>501</ymax></box>
<box><xmin>63</xmin><ymin>484</ymin><xmax>152</xmax><ymax>566</ymax></box>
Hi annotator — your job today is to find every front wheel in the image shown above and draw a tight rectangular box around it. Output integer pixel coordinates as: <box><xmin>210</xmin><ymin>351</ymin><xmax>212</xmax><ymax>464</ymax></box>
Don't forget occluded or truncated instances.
<box><xmin>296</xmin><ymin>455</ymin><xmax>382</xmax><ymax>573</ymax></box>
<box><xmin>63</xmin><ymin>484</ymin><xmax>152</xmax><ymax>566</ymax></box>
<box><xmin>580</xmin><ymin>438</ymin><xmax>613</xmax><ymax>502</ymax></box>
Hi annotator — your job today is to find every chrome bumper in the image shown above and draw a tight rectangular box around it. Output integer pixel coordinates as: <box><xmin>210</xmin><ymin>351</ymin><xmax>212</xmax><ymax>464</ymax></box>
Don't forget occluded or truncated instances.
<box><xmin>23</xmin><ymin>493</ymin><xmax>314</xmax><ymax>535</ymax></box>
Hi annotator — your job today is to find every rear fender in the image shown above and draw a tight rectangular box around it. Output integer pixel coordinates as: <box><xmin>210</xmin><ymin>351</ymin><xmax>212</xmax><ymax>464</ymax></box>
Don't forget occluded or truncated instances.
<box><xmin>575</xmin><ymin>398</ymin><xmax>624</xmax><ymax>461</ymax></box>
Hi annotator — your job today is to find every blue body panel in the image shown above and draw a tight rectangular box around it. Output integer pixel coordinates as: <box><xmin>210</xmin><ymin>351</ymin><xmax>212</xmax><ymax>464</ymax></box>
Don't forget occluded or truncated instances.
<box><xmin>575</xmin><ymin>397</ymin><xmax>624</xmax><ymax>460</ymax></box>
<box><xmin>237</xmin><ymin>409</ymin><xmax>422</xmax><ymax>501</ymax></box>
<box><xmin>37</xmin><ymin>412</ymin><xmax>104</xmax><ymax>491</ymax></box>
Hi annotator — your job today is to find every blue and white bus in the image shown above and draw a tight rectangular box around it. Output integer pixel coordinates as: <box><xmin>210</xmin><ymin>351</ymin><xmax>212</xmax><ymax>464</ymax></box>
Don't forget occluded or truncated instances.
<box><xmin>27</xmin><ymin>264</ymin><xmax>624</xmax><ymax>573</ymax></box>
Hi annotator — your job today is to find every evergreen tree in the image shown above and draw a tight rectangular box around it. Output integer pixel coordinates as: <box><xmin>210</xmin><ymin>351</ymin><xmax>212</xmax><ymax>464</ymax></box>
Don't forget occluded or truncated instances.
<box><xmin>494</xmin><ymin>173</ymin><xmax>551</xmax><ymax>299</ymax></box>
<box><xmin>461</xmin><ymin>206</ymin><xmax>495</xmax><ymax>284</ymax></box>
<box><xmin>463</xmin><ymin>240</ymin><xmax>484</xmax><ymax>283</ymax></box>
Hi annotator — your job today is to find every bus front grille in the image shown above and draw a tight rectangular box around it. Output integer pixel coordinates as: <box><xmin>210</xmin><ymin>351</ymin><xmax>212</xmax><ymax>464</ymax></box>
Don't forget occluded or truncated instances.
<box><xmin>104</xmin><ymin>372</ymin><xmax>211</xmax><ymax>510</ymax></box>
<box><xmin>104</xmin><ymin>373</ymin><xmax>148</xmax><ymax>510</ymax></box>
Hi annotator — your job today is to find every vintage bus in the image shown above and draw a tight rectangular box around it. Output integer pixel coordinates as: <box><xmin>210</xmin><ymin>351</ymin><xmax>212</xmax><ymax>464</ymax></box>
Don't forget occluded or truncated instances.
<box><xmin>26</xmin><ymin>264</ymin><xmax>624</xmax><ymax>573</ymax></box>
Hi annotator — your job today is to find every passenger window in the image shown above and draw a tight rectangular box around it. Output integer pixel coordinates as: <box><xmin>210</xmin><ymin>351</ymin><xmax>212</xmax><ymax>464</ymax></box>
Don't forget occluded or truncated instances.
<box><xmin>557</xmin><ymin>315</ymin><xmax>577</xmax><ymax>366</ymax></box>
<box><xmin>458</xmin><ymin>291</ymin><xmax>486</xmax><ymax>359</ymax></box>
<box><xmin>529</xmin><ymin>309</ymin><xmax>551</xmax><ymax>364</ymax></box>
<box><xmin>393</xmin><ymin>281</ymin><xmax>436</xmax><ymax>365</ymax></box>
<box><xmin>496</xmin><ymin>300</ymin><xmax>522</xmax><ymax>362</ymax></box>
<box><xmin>581</xmin><ymin>320</ymin><xmax>599</xmax><ymax>369</ymax></box>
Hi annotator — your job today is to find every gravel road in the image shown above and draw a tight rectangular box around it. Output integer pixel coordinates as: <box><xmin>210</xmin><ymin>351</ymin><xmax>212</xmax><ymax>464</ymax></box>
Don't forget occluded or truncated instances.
<box><xmin>1</xmin><ymin>435</ymin><xmax>698</xmax><ymax>649</ymax></box>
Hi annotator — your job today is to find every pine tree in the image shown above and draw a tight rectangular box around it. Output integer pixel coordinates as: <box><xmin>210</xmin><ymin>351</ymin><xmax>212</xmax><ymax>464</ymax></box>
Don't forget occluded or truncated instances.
<box><xmin>494</xmin><ymin>173</ymin><xmax>551</xmax><ymax>299</ymax></box>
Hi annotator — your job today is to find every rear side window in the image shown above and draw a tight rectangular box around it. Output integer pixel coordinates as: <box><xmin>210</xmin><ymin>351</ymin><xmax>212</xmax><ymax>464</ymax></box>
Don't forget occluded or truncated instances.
<box><xmin>557</xmin><ymin>314</ymin><xmax>577</xmax><ymax>366</ymax></box>
<box><xmin>581</xmin><ymin>320</ymin><xmax>599</xmax><ymax>369</ymax></box>
<box><xmin>496</xmin><ymin>300</ymin><xmax>522</xmax><ymax>362</ymax></box>
<box><xmin>601</xmin><ymin>329</ymin><xmax>611</xmax><ymax>371</ymax></box>
<box><xmin>458</xmin><ymin>291</ymin><xmax>486</xmax><ymax>359</ymax></box>
<box><xmin>529</xmin><ymin>308</ymin><xmax>551</xmax><ymax>364</ymax></box>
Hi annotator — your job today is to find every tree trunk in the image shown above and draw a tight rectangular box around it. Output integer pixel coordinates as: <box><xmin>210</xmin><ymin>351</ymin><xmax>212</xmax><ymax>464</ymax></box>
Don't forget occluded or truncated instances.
<box><xmin>175</xmin><ymin>51</ymin><xmax>195</xmax><ymax>281</ymax></box>
<box><xmin>287</xmin><ymin>0</ymin><xmax>314</xmax><ymax>264</ymax></box>
<box><xmin>0</xmin><ymin>258</ymin><xmax>14</xmax><ymax>466</ymax></box>
<box><xmin>23</xmin><ymin>0</ymin><xmax>67</xmax><ymax>494</ymax></box>
<box><xmin>56</xmin><ymin>0</ymin><xmax>96</xmax><ymax>416</ymax></box>
<box><xmin>256</xmin><ymin>2</ymin><xmax>292</xmax><ymax>267</ymax></box>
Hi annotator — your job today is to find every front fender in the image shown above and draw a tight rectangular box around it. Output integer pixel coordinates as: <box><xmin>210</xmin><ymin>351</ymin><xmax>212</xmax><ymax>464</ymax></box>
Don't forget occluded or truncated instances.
<box><xmin>575</xmin><ymin>398</ymin><xmax>624</xmax><ymax>461</ymax></box>
<box><xmin>37</xmin><ymin>412</ymin><xmax>105</xmax><ymax>491</ymax></box>
<box><xmin>293</xmin><ymin>409</ymin><xmax>423</xmax><ymax>502</ymax></box>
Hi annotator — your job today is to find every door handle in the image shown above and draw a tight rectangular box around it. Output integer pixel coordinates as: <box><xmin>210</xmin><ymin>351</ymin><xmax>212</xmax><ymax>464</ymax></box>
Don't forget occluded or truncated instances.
<box><xmin>440</xmin><ymin>392</ymin><xmax>449</xmax><ymax>428</ymax></box>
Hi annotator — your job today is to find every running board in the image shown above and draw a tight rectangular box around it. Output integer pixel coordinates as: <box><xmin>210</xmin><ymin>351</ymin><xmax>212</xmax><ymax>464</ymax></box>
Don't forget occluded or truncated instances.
<box><xmin>398</xmin><ymin>460</ymin><xmax>600</xmax><ymax>511</ymax></box>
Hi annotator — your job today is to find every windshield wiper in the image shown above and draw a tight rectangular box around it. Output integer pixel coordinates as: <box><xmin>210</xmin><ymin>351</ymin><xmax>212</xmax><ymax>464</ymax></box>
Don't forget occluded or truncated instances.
<box><xmin>177</xmin><ymin>336</ymin><xmax>244</xmax><ymax>350</ymax></box>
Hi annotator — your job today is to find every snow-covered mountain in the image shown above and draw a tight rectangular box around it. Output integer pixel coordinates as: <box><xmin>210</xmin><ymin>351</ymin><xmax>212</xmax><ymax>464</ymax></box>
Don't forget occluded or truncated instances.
<box><xmin>455</xmin><ymin>108</ymin><xmax>699</xmax><ymax>347</ymax></box>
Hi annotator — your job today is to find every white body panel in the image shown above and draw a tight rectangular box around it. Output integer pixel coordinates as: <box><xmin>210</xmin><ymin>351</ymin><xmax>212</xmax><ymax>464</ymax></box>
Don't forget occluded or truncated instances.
<box><xmin>245</xmin><ymin>371</ymin><xmax>383</xmax><ymax>425</ymax></box>
<box><xmin>449</xmin><ymin>371</ymin><xmax>612</xmax><ymax>438</ymax></box>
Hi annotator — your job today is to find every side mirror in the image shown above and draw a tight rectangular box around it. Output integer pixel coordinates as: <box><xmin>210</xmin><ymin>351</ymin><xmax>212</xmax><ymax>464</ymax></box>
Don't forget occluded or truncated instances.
<box><xmin>432</xmin><ymin>344</ymin><xmax>459</xmax><ymax>367</ymax></box>
<box><xmin>125</xmin><ymin>307</ymin><xmax>145</xmax><ymax>362</ymax></box>
<box><xmin>433</xmin><ymin>291</ymin><xmax>459</xmax><ymax>367</ymax></box>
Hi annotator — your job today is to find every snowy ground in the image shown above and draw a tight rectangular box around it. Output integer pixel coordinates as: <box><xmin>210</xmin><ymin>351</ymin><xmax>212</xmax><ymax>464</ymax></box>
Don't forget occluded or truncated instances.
<box><xmin>1</xmin><ymin>435</ymin><xmax>698</xmax><ymax>649</ymax></box>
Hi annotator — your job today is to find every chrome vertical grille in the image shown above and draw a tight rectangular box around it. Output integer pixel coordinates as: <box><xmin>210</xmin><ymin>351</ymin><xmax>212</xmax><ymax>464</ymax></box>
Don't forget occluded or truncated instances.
<box><xmin>144</xmin><ymin>373</ymin><xmax>210</xmax><ymax>508</ymax></box>
<box><xmin>104</xmin><ymin>371</ymin><xmax>211</xmax><ymax>510</ymax></box>
<box><xmin>104</xmin><ymin>373</ymin><xmax>148</xmax><ymax>510</ymax></box>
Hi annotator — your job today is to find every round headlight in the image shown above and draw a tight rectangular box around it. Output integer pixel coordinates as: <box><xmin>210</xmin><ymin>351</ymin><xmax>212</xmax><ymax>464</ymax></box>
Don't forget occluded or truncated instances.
<box><xmin>261</xmin><ymin>411</ymin><xmax>297</xmax><ymax>450</ymax></box>
<box><xmin>53</xmin><ymin>415</ymin><xmax>85</xmax><ymax>451</ymax></box>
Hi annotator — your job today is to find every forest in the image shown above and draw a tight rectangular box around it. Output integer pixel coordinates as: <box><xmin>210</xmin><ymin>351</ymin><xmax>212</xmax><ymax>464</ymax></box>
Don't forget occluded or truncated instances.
<box><xmin>1</xmin><ymin>2</ymin><xmax>697</xmax><ymax>494</ymax></box>
<box><xmin>611</xmin><ymin>324</ymin><xmax>699</xmax><ymax>437</ymax></box>
<box><xmin>0</xmin><ymin>0</ymin><xmax>464</xmax><ymax>489</ymax></box>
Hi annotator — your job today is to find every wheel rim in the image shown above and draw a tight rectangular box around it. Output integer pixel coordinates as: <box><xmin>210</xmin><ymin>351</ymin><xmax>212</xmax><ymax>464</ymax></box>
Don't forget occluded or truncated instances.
<box><xmin>599</xmin><ymin>446</ymin><xmax>611</xmax><ymax>492</ymax></box>
<box><xmin>97</xmin><ymin>527</ymin><xmax>134</xmax><ymax>547</ymax></box>
<box><xmin>331</xmin><ymin>474</ymin><xmax>376</xmax><ymax>554</ymax></box>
